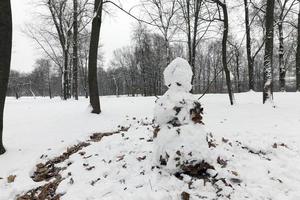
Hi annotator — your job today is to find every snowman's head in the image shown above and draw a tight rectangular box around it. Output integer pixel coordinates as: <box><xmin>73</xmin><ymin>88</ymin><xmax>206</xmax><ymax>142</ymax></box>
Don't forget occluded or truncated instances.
<box><xmin>163</xmin><ymin>57</ymin><xmax>193</xmax><ymax>92</ymax></box>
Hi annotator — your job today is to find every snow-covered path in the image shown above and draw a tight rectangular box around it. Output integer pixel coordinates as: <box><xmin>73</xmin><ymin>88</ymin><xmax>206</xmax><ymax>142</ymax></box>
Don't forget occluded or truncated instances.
<box><xmin>1</xmin><ymin>92</ymin><xmax>300</xmax><ymax>199</ymax></box>
<box><xmin>1</xmin><ymin>96</ymin><xmax>155</xmax><ymax>199</ymax></box>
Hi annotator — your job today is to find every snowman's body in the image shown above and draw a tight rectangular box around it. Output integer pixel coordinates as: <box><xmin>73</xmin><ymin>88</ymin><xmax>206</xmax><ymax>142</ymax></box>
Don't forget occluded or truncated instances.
<box><xmin>154</xmin><ymin>58</ymin><xmax>207</xmax><ymax>173</ymax></box>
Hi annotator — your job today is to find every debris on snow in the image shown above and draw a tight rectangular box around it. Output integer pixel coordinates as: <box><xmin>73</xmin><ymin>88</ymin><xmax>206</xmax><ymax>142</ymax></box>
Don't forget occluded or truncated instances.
<box><xmin>16</xmin><ymin>179</ymin><xmax>61</xmax><ymax>200</ymax></box>
<box><xmin>7</xmin><ymin>175</ymin><xmax>16</xmax><ymax>183</ymax></box>
<box><xmin>2</xmin><ymin>93</ymin><xmax>300</xmax><ymax>200</ymax></box>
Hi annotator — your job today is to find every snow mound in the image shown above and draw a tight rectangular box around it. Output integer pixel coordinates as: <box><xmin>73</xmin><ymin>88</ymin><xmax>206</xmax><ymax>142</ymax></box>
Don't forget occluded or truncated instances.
<box><xmin>154</xmin><ymin>125</ymin><xmax>212</xmax><ymax>173</ymax></box>
<box><xmin>163</xmin><ymin>57</ymin><xmax>193</xmax><ymax>92</ymax></box>
<box><xmin>154</xmin><ymin>57</ymin><xmax>207</xmax><ymax>173</ymax></box>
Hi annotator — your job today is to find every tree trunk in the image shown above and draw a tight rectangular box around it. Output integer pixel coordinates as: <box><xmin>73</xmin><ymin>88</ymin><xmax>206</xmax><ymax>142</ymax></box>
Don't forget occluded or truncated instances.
<box><xmin>113</xmin><ymin>76</ymin><xmax>119</xmax><ymax>97</ymax></box>
<box><xmin>296</xmin><ymin>2</ymin><xmax>300</xmax><ymax>91</ymax></box>
<box><xmin>219</xmin><ymin>1</ymin><xmax>234</xmax><ymax>105</ymax></box>
<box><xmin>244</xmin><ymin>0</ymin><xmax>254</xmax><ymax>91</ymax></box>
<box><xmin>88</xmin><ymin>0</ymin><xmax>102</xmax><ymax>114</ymax></box>
<box><xmin>47</xmin><ymin>0</ymin><xmax>70</xmax><ymax>100</ymax></box>
<box><xmin>14</xmin><ymin>87</ymin><xmax>19</xmax><ymax>99</ymax></box>
<box><xmin>165</xmin><ymin>38</ymin><xmax>171</xmax><ymax>64</ymax></box>
<box><xmin>190</xmin><ymin>0</ymin><xmax>201</xmax><ymax>91</ymax></box>
<box><xmin>236</xmin><ymin>49</ymin><xmax>241</xmax><ymax>93</ymax></box>
<box><xmin>0</xmin><ymin>0</ymin><xmax>12</xmax><ymax>155</ymax></box>
<box><xmin>263</xmin><ymin>0</ymin><xmax>275</xmax><ymax>103</ymax></box>
<box><xmin>85</xmin><ymin>64</ymin><xmax>89</xmax><ymax>98</ymax></box>
<box><xmin>63</xmin><ymin>51</ymin><xmax>68</xmax><ymax>100</ymax></box>
<box><xmin>48</xmin><ymin>70</ymin><xmax>52</xmax><ymax>99</ymax></box>
<box><xmin>278</xmin><ymin>20</ymin><xmax>285</xmax><ymax>91</ymax></box>
<box><xmin>186</xmin><ymin>0</ymin><xmax>192</xmax><ymax>64</ymax></box>
<box><xmin>185</xmin><ymin>0</ymin><xmax>193</xmax><ymax>88</ymax></box>
<box><xmin>73</xmin><ymin>0</ymin><xmax>79</xmax><ymax>100</ymax></box>
<box><xmin>214</xmin><ymin>65</ymin><xmax>217</xmax><ymax>92</ymax></box>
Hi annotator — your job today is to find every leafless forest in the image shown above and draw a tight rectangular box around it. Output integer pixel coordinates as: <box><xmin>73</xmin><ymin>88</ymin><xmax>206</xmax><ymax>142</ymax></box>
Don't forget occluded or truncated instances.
<box><xmin>5</xmin><ymin>0</ymin><xmax>300</xmax><ymax>100</ymax></box>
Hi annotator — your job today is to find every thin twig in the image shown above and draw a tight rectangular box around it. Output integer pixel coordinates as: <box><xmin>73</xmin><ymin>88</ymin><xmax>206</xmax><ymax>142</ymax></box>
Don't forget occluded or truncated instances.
<box><xmin>198</xmin><ymin>68</ymin><xmax>223</xmax><ymax>100</ymax></box>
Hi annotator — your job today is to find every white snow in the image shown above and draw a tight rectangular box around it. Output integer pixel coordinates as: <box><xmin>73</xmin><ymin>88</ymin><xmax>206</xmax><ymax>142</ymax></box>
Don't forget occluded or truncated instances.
<box><xmin>154</xmin><ymin>89</ymin><xmax>196</xmax><ymax>126</ymax></box>
<box><xmin>153</xmin><ymin>58</ymin><xmax>211</xmax><ymax>173</ymax></box>
<box><xmin>163</xmin><ymin>57</ymin><xmax>193</xmax><ymax>92</ymax></box>
<box><xmin>0</xmin><ymin>92</ymin><xmax>300</xmax><ymax>199</ymax></box>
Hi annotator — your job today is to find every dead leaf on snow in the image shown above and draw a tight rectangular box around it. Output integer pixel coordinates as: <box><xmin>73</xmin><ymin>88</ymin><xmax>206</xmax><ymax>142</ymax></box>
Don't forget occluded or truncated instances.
<box><xmin>137</xmin><ymin>156</ymin><xmax>146</xmax><ymax>161</ymax></box>
<box><xmin>116</xmin><ymin>155</ymin><xmax>125</xmax><ymax>162</ymax></box>
<box><xmin>86</xmin><ymin>166</ymin><xmax>95</xmax><ymax>171</ymax></box>
<box><xmin>69</xmin><ymin>177</ymin><xmax>74</xmax><ymax>185</ymax></box>
<box><xmin>181</xmin><ymin>191</ymin><xmax>190</xmax><ymax>200</ymax></box>
<box><xmin>222</xmin><ymin>137</ymin><xmax>229</xmax><ymax>143</ymax></box>
<box><xmin>230</xmin><ymin>178</ymin><xmax>242</xmax><ymax>184</ymax></box>
<box><xmin>91</xmin><ymin>178</ymin><xmax>101</xmax><ymax>186</ymax></box>
<box><xmin>217</xmin><ymin>157</ymin><xmax>228</xmax><ymax>168</ymax></box>
<box><xmin>231</xmin><ymin>171</ymin><xmax>239</xmax><ymax>176</ymax></box>
<box><xmin>7</xmin><ymin>175</ymin><xmax>16</xmax><ymax>183</ymax></box>
<box><xmin>272</xmin><ymin>143</ymin><xmax>288</xmax><ymax>149</ymax></box>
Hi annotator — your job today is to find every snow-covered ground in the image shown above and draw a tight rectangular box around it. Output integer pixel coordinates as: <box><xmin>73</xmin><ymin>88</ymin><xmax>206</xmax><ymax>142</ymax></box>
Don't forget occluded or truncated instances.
<box><xmin>1</xmin><ymin>92</ymin><xmax>300</xmax><ymax>199</ymax></box>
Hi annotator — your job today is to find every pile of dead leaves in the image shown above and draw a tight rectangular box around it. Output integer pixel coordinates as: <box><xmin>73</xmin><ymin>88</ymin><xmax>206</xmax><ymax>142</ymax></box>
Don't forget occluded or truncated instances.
<box><xmin>17</xmin><ymin>127</ymin><xmax>130</xmax><ymax>200</ymax></box>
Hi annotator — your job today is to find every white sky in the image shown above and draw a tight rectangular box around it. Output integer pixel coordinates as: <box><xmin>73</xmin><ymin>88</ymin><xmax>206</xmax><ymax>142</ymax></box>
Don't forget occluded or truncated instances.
<box><xmin>10</xmin><ymin>0</ymin><xmax>245</xmax><ymax>73</ymax></box>
<box><xmin>11</xmin><ymin>0</ymin><xmax>140</xmax><ymax>73</ymax></box>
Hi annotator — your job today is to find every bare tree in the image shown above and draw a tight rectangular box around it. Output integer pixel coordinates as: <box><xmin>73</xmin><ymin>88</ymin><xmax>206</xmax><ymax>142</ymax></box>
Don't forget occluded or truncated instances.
<box><xmin>88</xmin><ymin>0</ymin><xmax>103</xmax><ymax>114</ymax></box>
<box><xmin>244</xmin><ymin>0</ymin><xmax>254</xmax><ymax>90</ymax></box>
<box><xmin>177</xmin><ymin>0</ymin><xmax>216</xmax><ymax>89</ymax></box>
<box><xmin>275</xmin><ymin>0</ymin><xmax>297</xmax><ymax>91</ymax></box>
<box><xmin>141</xmin><ymin>0</ymin><xmax>178</xmax><ymax>64</ymax></box>
<box><xmin>229</xmin><ymin>40</ymin><xmax>242</xmax><ymax>93</ymax></box>
<box><xmin>296</xmin><ymin>2</ymin><xmax>300</xmax><ymax>91</ymax></box>
<box><xmin>32</xmin><ymin>59</ymin><xmax>53</xmax><ymax>98</ymax></box>
<box><xmin>263</xmin><ymin>0</ymin><xmax>275</xmax><ymax>103</ymax></box>
<box><xmin>79</xmin><ymin>29</ymin><xmax>91</xmax><ymax>98</ymax></box>
<box><xmin>177</xmin><ymin>0</ymin><xmax>201</xmax><ymax>87</ymax></box>
<box><xmin>73</xmin><ymin>0</ymin><xmax>79</xmax><ymax>100</ymax></box>
<box><xmin>47</xmin><ymin>0</ymin><xmax>73</xmax><ymax>100</ymax></box>
<box><xmin>0</xmin><ymin>0</ymin><xmax>12</xmax><ymax>155</ymax></box>
<box><xmin>25</xmin><ymin>0</ymin><xmax>91</xmax><ymax>100</ymax></box>
<box><xmin>211</xmin><ymin>0</ymin><xmax>235</xmax><ymax>105</ymax></box>
<box><xmin>244</xmin><ymin>0</ymin><xmax>267</xmax><ymax>91</ymax></box>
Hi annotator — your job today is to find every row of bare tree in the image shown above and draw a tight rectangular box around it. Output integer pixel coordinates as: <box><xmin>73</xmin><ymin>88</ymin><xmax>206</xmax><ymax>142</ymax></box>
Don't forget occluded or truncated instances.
<box><xmin>7</xmin><ymin>0</ymin><xmax>300</xmax><ymax>102</ymax></box>
<box><xmin>140</xmin><ymin>0</ymin><xmax>300</xmax><ymax>104</ymax></box>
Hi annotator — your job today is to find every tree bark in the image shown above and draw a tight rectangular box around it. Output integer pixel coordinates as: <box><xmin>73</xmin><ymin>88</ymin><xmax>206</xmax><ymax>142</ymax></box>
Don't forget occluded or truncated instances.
<box><xmin>47</xmin><ymin>62</ymin><xmax>52</xmax><ymax>99</ymax></box>
<box><xmin>296</xmin><ymin>2</ymin><xmax>300</xmax><ymax>91</ymax></box>
<box><xmin>88</xmin><ymin>0</ymin><xmax>102</xmax><ymax>114</ymax></box>
<box><xmin>63</xmin><ymin>51</ymin><xmax>69</xmax><ymax>100</ymax></box>
<box><xmin>263</xmin><ymin>0</ymin><xmax>275</xmax><ymax>103</ymax></box>
<box><xmin>221</xmin><ymin>2</ymin><xmax>234</xmax><ymax>105</ymax></box>
<box><xmin>278</xmin><ymin>20</ymin><xmax>285</xmax><ymax>91</ymax></box>
<box><xmin>214</xmin><ymin>0</ymin><xmax>234</xmax><ymax>105</ymax></box>
<box><xmin>244</xmin><ymin>0</ymin><xmax>254</xmax><ymax>91</ymax></box>
<box><xmin>186</xmin><ymin>0</ymin><xmax>192</xmax><ymax>72</ymax></box>
<box><xmin>0</xmin><ymin>0</ymin><xmax>12</xmax><ymax>155</ymax></box>
<box><xmin>235</xmin><ymin>48</ymin><xmax>241</xmax><ymax>93</ymax></box>
<box><xmin>190</xmin><ymin>0</ymin><xmax>201</xmax><ymax>91</ymax></box>
<box><xmin>73</xmin><ymin>0</ymin><xmax>79</xmax><ymax>100</ymax></box>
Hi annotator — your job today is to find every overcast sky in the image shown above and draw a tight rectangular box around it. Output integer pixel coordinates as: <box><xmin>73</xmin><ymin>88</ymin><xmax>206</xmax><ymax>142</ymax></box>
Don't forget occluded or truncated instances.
<box><xmin>10</xmin><ymin>0</ymin><xmax>245</xmax><ymax>73</ymax></box>
<box><xmin>11</xmin><ymin>0</ymin><xmax>140</xmax><ymax>73</ymax></box>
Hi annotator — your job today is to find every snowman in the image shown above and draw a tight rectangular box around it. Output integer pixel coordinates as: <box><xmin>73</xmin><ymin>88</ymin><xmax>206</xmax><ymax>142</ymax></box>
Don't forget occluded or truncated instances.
<box><xmin>153</xmin><ymin>57</ymin><xmax>209</xmax><ymax>174</ymax></box>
